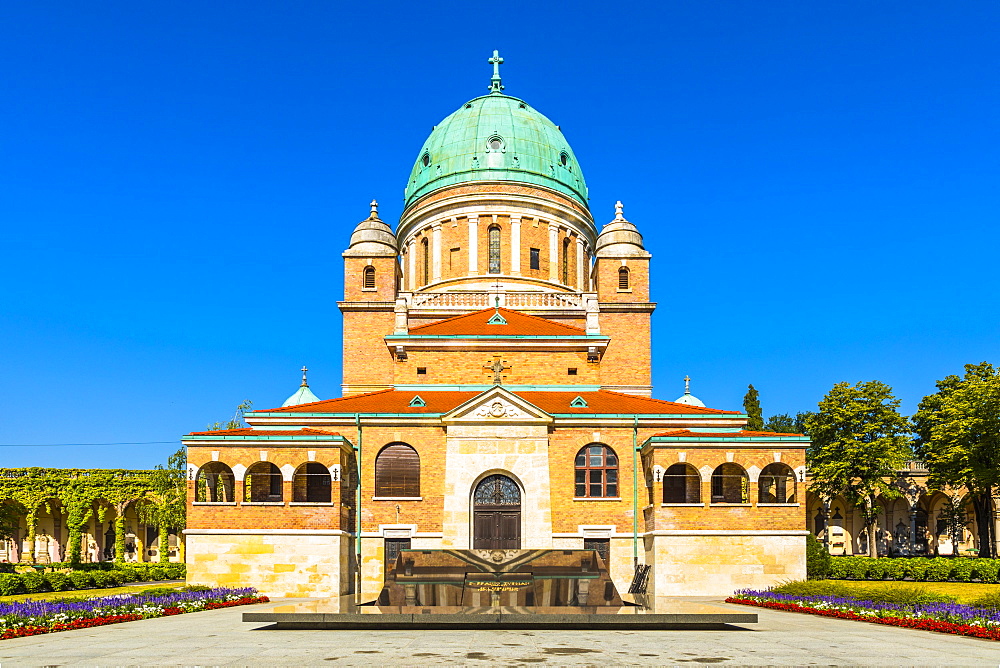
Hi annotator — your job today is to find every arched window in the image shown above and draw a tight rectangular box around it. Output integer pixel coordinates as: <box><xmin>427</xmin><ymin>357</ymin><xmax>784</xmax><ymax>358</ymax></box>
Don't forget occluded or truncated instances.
<box><xmin>574</xmin><ymin>444</ymin><xmax>618</xmax><ymax>498</ymax></box>
<box><xmin>711</xmin><ymin>463</ymin><xmax>748</xmax><ymax>504</ymax></box>
<box><xmin>562</xmin><ymin>237</ymin><xmax>570</xmax><ymax>284</ymax></box>
<box><xmin>375</xmin><ymin>443</ymin><xmax>420</xmax><ymax>498</ymax></box>
<box><xmin>759</xmin><ymin>463</ymin><xmax>796</xmax><ymax>504</ymax></box>
<box><xmin>195</xmin><ymin>462</ymin><xmax>236</xmax><ymax>503</ymax></box>
<box><xmin>293</xmin><ymin>462</ymin><xmax>332</xmax><ymax>503</ymax></box>
<box><xmin>618</xmin><ymin>266</ymin><xmax>630</xmax><ymax>291</ymax></box>
<box><xmin>363</xmin><ymin>266</ymin><xmax>376</xmax><ymax>289</ymax></box>
<box><xmin>488</xmin><ymin>226</ymin><xmax>501</xmax><ymax>274</ymax></box>
<box><xmin>244</xmin><ymin>462</ymin><xmax>283</xmax><ymax>502</ymax></box>
<box><xmin>663</xmin><ymin>463</ymin><xmax>701</xmax><ymax>504</ymax></box>
<box><xmin>421</xmin><ymin>238</ymin><xmax>430</xmax><ymax>285</ymax></box>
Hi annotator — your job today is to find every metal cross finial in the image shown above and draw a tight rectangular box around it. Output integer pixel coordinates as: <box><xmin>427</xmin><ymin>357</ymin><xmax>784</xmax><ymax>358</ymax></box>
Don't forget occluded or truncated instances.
<box><xmin>488</xmin><ymin>50</ymin><xmax>504</xmax><ymax>94</ymax></box>
<box><xmin>369</xmin><ymin>199</ymin><xmax>379</xmax><ymax>218</ymax></box>
<box><xmin>301</xmin><ymin>366</ymin><xmax>309</xmax><ymax>387</ymax></box>
<box><xmin>614</xmin><ymin>201</ymin><xmax>625</xmax><ymax>221</ymax></box>
<box><xmin>483</xmin><ymin>355</ymin><xmax>512</xmax><ymax>385</ymax></box>
<box><xmin>684</xmin><ymin>375</ymin><xmax>691</xmax><ymax>394</ymax></box>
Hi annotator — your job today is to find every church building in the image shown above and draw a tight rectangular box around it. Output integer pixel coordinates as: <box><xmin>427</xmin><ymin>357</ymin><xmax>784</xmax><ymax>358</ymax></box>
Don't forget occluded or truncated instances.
<box><xmin>183</xmin><ymin>53</ymin><xmax>809</xmax><ymax>599</ymax></box>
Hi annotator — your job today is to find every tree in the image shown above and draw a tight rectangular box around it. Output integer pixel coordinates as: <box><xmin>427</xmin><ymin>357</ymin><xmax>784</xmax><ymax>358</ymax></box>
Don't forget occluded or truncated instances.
<box><xmin>205</xmin><ymin>399</ymin><xmax>253</xmax><ymax>431</ymax></box>
<box><xmin>806</xmin><ymin>381</ymin><xmax>911</xmax><ymax>557</ymax></box>
<box><xmin>914</xmin><ymin>362</ymin><xmax>1000</xmax><ymax>558</ymax></box>
<box><xmin>764</xmin><ymin>412</ymin><xmax>815</xmax><ymax>435</ymax></box>
<box><xmin>137</xmin><ymin>447</ymin><xmax>188</xmax><ymax>563</ymax></box>
<box><xmin>743</xmin><ymin>384</ymin><xmax>763</xmax><ymax>431</ymax></box>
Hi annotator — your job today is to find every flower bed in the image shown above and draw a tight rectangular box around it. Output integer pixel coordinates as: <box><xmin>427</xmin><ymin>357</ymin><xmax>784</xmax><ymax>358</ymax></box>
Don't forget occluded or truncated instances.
<box><xmin>0</xmin><ymin>587</ymin><xmax>268</xmax><ymax>640</ymax></box>
<box><xmin>728</xmin><ymin>590</ymin><xmax>1000</xmax><ymax>641</ymax></box>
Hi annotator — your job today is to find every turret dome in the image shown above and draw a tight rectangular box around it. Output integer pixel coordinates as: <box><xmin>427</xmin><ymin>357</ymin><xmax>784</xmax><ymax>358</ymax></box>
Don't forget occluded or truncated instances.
<box><xmin>282</xmin><ymin>367</ymin><xmax>320</xmax><ymax>407</ymax></box>
<box><xmin>344</xmin><ymin>201</ymin><xmax>397</xmax><ymax>257</ymax></box>
<box><xmin>596</xmin><ymin>202</ymin><xmax>648</xmax><ymax>257</ymax></box>
<box><xmin>403</xmin><ymin>53</ymin><xmax>589</xmax><ymax>213</ymax></box>
<box><xmin>674</xmin><ymin>376</ymin><xmax>705</xmax><ymax>408</ymax></box>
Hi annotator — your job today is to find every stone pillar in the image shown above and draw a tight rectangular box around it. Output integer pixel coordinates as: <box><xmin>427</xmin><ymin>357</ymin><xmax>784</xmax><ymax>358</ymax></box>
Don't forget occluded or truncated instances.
<box><xmin>510</xmin><ymin>217</ymin><xmax>521</xmax><ymax>275</ymax></box>
<box><xmin>576</xmin><ymin>237</ymin><xmax>585</xmax><ymax>290</ymax></box>
<box><xmin>398</xmin><ymin>248</ymin><xmax>406</xmax><ymax>291</ymax></box>
<box><xmin>909</xmin><ymin>505</ymin><xmax>918</xmax><ymax>556</ymax></box>
<box><xmin>468</xmin><ymin>217</ymin><xmax>479</xmax><ymax>275</ymax></box>
<box><xmin>432</xmin><ymin>224</ymin><xmax>442</xmax><ymax>283</ymax></box>
<box><xmin>548</xmin><ymin>223</ymin><xmax>559</xmax><ymax>282</ymax></box>
<box><xmin>407</xmin><ymin>239</ymin><xmax>416</xmax><ymax>290</ymax></box>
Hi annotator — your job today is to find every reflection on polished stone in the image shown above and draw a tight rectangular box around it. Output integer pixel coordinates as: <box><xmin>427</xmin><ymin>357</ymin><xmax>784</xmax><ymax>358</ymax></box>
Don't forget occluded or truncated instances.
<box><xmin>377</xmin><ymin>548</ymin><xmax>623</xmax><ymax>607</ymax></box>
<box><xmin>244</xmin><ymin>593</ymin><xmax>758</xmax><ymax>628</ymax></box>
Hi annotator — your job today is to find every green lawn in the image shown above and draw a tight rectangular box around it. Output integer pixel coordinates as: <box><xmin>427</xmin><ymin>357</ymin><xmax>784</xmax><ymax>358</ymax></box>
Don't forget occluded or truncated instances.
<box><xmin>816</xmin><ymin>579</ymin><xmax>1000</xmax><ymax>603</ymax></box>
<box><xmin>0</xmin><ymin>581</ymin><xmax>186</xmax><ymax>603</ymax></box>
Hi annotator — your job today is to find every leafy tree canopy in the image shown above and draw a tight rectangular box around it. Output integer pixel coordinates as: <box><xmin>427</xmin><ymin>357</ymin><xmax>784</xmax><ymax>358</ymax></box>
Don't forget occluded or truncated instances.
<box><xmin>205</xmin><ymin>399</ymin><xmax>253</xmax><ymax>431</ymax></box>
<box><xmin>806</xmin><ymin>380</ymin><xmax>911</xmax><ymax>556</ymax></box>
<box><xmin>913</xmin><ymin>362</ymin><xmax>1000</xmax><ymax>556</ymax></box>
<box><xmin>743</xmin><ymin>384</ymin><xmax>763</xmax><ymax>431</ymax></box>
<box><xmin>764</xmin><ymin>411</ymin><xmax>815</xmax><ymax>435</ymax></box>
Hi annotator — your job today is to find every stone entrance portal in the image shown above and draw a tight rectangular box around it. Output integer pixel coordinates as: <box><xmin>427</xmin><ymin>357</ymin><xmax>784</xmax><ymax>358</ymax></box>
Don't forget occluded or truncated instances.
<box><xmin>472</xmin><ymin>474</ymin><xmax>521</xmax><ymax>550</ymax></box>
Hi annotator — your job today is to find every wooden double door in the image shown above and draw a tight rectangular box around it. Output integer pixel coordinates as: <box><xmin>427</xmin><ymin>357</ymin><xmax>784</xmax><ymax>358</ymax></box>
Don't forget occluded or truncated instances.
<box><xmin>473</xmin><ymin>474</ymin><xmax>521</xmax><ymax>550</ymax></box>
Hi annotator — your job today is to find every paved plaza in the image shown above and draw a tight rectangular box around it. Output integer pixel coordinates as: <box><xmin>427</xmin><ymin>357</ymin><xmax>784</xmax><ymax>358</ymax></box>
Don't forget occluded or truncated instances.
<box><xmin>2</xmin><ymin>598</ymin><xmax>1000</xmax><ymax>666</ymax></box>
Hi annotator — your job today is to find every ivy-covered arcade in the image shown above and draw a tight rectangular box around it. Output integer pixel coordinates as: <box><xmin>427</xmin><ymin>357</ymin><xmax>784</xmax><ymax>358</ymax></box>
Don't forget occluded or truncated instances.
<box><xmin>0</xmin><ymin>466</ymin><xmax>184</xmax><ymax>565</ymax></box>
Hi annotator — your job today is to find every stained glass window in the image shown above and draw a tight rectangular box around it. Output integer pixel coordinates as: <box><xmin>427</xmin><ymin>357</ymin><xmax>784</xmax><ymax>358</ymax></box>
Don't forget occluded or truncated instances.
<box><xmin>474</xmin><ymin>474</ymin><xmax>520</xmax><ymax>506</ymax></box>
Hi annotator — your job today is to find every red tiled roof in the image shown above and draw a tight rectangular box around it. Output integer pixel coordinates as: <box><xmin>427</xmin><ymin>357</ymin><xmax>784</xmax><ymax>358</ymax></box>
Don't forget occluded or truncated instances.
<box><xmin>651</xmin><ymin>429</ymin><xmax>805</xmax><ymax>438</ymax></box>
<box><xmin>520</xmin><ymin>391</ymin><xmax>740</xmax><ymax>415</ymax></box>
<box><xmin>259</xmin><ymin>389</ymin><xmax>480</xmax><ymax>414</ymax></box>
<box><xmin>256</xmin><ymin>389</ymin><xmax>738</xmax><ymax>415</ymax></box>
<box><xmin>186</xmin><ymin>428</ymin><xmax>342</xmax><ymax>436</ymax></box>
<box><xmin>408</xmin><ymin>308</ymin><xmax>586</xmax><ymax>337</ymax></box>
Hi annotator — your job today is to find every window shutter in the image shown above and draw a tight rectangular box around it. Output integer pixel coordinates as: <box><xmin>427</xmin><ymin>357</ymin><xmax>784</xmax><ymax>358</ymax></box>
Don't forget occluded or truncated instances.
<box><xmin>363</xmin><ymin>266</ymin><xmax>376</xmax><ymax>289</ymax></box>
<box><xmin>618</xmin><ymin>267</ymin><xmax>630</xmax><ymax>290</ymax></box>
<box><xmin>375</xmin><ymin>444</ymin><xmax>420</xmax><ymax>497</ymax></box>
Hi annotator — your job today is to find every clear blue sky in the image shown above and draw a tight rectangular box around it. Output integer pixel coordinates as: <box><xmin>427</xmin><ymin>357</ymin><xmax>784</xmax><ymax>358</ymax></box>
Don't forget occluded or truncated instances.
<box><xmin>1</xmin><ymin>1</ymin><xmax>997</xmax><ymax>468</ymax></box>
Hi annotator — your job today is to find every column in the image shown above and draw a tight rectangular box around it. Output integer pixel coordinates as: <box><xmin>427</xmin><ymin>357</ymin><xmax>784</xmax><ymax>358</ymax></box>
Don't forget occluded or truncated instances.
<box><xmin>407</xmin><ymin>239</ymin><xmax>416</xmax><ymax>290</ymax></box>
<box><xmin>432</xmin><ymin>224</ymin><xmax>442</xmax><ymax>283</ymax></box>
<box><xmin>548</xmin><ymin>223</ymin><xmax>559</xmax><ymax>282</ymax></box>
<box><xmin>510</xmin><ymin>216</ymin><xmax>521</xmax><ymax>275</ymax></box>
<box><xmin>468</xmin><ymin>216</ymin><xmax>479</xmax><ymax>275</ymax></box>
<box><xmin>575</xmin><ymin>237</ymin><xmax>585</xmax><ymax>290</ymax></box>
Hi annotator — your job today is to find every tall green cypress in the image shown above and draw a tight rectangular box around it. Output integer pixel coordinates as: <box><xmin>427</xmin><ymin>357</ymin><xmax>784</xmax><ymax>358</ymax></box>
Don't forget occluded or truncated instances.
<box><xmin>743</xmin><ymin>384</ymin><xmax>764</xmax><ymax>431</ymax></box>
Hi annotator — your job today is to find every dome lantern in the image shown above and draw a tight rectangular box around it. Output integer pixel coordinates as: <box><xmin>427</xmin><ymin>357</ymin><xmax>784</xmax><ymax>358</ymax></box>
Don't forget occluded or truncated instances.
<box><xmin>403</xmin><ymin>53</ymin><xmax>590</xmax><ymax>216</ymax></box>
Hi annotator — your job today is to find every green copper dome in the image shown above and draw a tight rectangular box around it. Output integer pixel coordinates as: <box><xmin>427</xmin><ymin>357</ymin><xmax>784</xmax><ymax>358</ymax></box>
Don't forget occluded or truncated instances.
<box><xmin>403</xmin><ymin>93</ymin><xmax>589</xmax><ymax>211</ymax></box>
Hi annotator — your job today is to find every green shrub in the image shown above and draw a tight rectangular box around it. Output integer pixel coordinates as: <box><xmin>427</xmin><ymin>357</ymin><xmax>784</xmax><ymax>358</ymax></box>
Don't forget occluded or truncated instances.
<box><xmin>924</xmin><ymin>557</ymin><xmax>954</xmax><ymax>581</ymax></box>
<box><xmin>864</xmin><ymin>559</ymin><xmax>890</xmax><ymax>580</ymax></box>
<box><xmin>148</xmin><ymin>567</ymin><xmax>168</xmax><ymax>582</ymax></box>
<box><xmin>772</xmin><ymin>579</ymin><xmax>852</xmax><ymax>597</ymax></box>
<box><xmin>139</xmin><ymin>586</ymin><xmax>183</xmax><ymax>596</ymax></box>
<box><xmin>806</xmin><ymin>535</ymin><xmax>831</xmax><ymax>579</ymax></box>
<box><xmin>859</xmin><ymin>584</ymin><xmax>955</xmax><ymax>605</ymax></box>
<box><xmin>90</xmin><ymin>571</ymin><xmax>117</xmax><ymax>588</ymax></box>
<box><xmin>182</xmin><ymin>584</ymin><xmax>211</xmax><ymax>592</ymax></box>
<box><xmin>164</xmin><ymin>563</ymin><xmax>186</xmax><ymax>579</ymax></box>
<box><xmin>43</xmin><ymin>572</ymin><xmax>73</xmax><ymax>591</ymax></box>
<box><xmin>952</xmin><ymin>559</ymin><xmax>975</xmax><ymax>582</ymax></box>
<box><xmin>884</xmin><ymin>559</ymin><xmax>906</xmax><ymax>580</ymax></box>
<box><xmin>828</xmin><ymin>558</ymin><xmax>850</xmax><ymax>579</ymax></box>
<box><xmin>68</xmin><ymin>571</ymin><xmax>95</xmax><ymax>589</ymax></box>
<box><xmin>20</xmin><ymin>572</ymin><xmax>51</xmax><ymax>594</ymax></box>
<box><xmin>973</xmin><ymin>560</ymin><xmax>1000</xmax><ymax>584</ymax></box>
<box><xmin>114</xmin><ymin>567</ymin><xmax>139</xmax><ymax>583</ymax></box>
<box><xmin>0</xmin><ymin>573</ymin><xmax>26</xmax><ymax>596</ymax></box>
<box><xmin>972</xmin><ymin>590</ymin><xmax>1000</xmax><ymax>609</ymax></box>
<box><xmin>0</xmin><ymin>563</ymin><xmax>15</xmax><ymax>574</ymax></box>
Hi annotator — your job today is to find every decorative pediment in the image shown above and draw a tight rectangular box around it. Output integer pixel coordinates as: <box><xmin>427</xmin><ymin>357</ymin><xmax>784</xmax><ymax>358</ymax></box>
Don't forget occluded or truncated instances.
<box><xmin>442</xmin><ymin>386</ymin><xmax>553</xmax><ymax>424</ymax></box>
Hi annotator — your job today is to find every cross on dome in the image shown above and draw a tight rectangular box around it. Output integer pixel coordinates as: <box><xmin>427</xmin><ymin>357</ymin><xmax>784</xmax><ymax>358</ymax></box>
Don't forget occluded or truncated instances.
<box><xmin>684</xmin><ymin>374</ymin><xmax>691</xmax><ymax>393</ymax></box>
<box><xmin>614</xmin><ymin>201</ymin><xmax>626</xmax><ymax>221</ymax></box>
<box><xmin>369</xmin><ymin>199</ymin><xmax>379</xmax><ymax>219</ymax></box>
<box><xmin>488</xmin><ymin>50</ymin><xmax>504</xmax><ymax>93</ymax></box>
<box><xmin>301</xmin><ymin>366</ymin><xmax>309</xmax><ymax>386</ymax></box>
